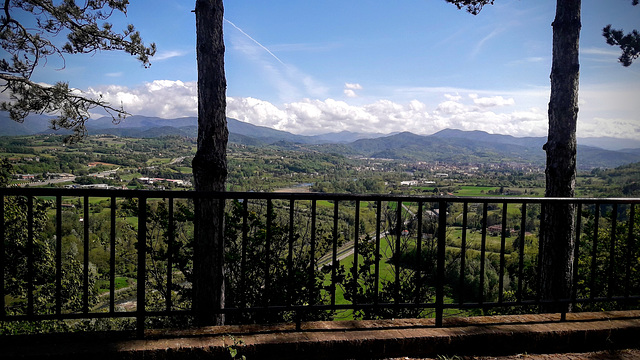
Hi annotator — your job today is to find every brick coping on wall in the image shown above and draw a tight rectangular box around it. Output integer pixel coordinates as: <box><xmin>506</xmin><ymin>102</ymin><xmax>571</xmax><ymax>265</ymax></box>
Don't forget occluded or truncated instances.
<box><xmin>2</xmin><ymin>310</ymin><xmax>640</xmax><ymax>360</ymax></box>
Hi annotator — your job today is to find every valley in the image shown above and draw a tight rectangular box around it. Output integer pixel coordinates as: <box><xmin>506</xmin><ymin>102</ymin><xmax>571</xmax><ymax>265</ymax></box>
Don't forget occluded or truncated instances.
<box><xmin>1</xmin><ymin>130</ymin><xmax>638</xmax><ymax>198</ymax></box>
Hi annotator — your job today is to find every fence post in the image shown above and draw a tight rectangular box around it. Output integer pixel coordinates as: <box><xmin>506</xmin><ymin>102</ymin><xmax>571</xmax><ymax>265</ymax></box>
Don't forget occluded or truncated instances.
<box><xmin>435</xmin><ymin>200</ymin><xmax>447</xmax><ymax>327</ymax></box>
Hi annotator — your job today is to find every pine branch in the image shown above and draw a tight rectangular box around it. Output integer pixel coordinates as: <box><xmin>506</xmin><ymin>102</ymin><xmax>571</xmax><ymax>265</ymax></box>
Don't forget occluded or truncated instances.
<box><xmin>0</xmin><ymin>0</ymin><xmax>154</xmax><ymax>141</ymax></box>
<box><xmin>1</xmin><ymin>73</ymin><xmax>128</xmax><ymax>143</ymax></box>
<box><xmin>603</xmin><ymin>25</ymin><xmax>640</xmax><ymax>67</ymax></box>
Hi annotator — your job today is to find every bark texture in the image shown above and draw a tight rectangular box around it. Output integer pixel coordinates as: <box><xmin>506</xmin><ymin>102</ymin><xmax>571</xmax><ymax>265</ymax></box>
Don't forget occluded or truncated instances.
<box><xmin>192</xmin><ymin>0</ymin><xmax>228</xmax><ymax>326</ymax></box>
<box><xmin>540</xmin><ymin>0</ymin><xmax>581</xmax><ymax>312</ymax></box>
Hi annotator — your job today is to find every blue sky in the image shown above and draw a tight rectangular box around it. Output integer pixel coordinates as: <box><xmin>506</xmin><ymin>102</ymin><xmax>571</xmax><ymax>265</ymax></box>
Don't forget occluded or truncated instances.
<box><xmin>7</xmin><ymin>0</ymin><xmax>640</xmax><ymax>139</ymax></box>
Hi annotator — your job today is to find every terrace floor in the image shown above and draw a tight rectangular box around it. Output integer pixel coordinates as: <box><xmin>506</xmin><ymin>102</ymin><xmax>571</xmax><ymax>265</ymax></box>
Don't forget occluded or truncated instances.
<box><xmin>3</xmin><ymin>310</ymin><xmax>640</xmax><ymax>360</ymax></box>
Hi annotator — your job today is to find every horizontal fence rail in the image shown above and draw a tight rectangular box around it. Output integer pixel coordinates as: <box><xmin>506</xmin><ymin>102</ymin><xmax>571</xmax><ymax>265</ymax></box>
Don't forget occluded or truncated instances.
<box><xmin>1</xmin><ymin>187</ymin><xmax>639</xmax><ymax>336</ymax></box>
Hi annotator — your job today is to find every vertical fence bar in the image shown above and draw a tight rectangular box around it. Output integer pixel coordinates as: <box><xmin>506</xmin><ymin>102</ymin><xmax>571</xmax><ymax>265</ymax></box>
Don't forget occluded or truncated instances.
<box><xmin>217</xmin><ymin>198</ymin><xmax>225</xmax><ymax>318</ymax></box>
<box><xmin>83</xmin><ymin>195</ymin><xmax>89</xmax><ymax>314</ymax></box>
<box><xmin>499</xmin><ymin>202</ymin><xmax>508</xmax><ymax>303</ymax></box>
<box><xmin>460</xmin><ymin>202</ymin><xmax>468</xmax><ymax>305</ymax></box>
<box><xmin>137</xmin><ymin>196</ymin><xmax>147</xmax><ymax>338</ymax></box>
<box><xmin>572</xmin><ymin>203</ymin><xmax>582</xmax><ymax>304</ymax></box>
<box><xmin>166</xmin><ymin>198</ymin><xmax>174</xmax><ymax>312</ymax></box>
<box><xmin>240</xmin><ymin>199</ymin><xmax>249</xmax><ymax>307</ymax></box>
<box><xmin>0</xmin><ymin>193</ymin><xmax>4</xmax><ymax>317</ymax></box>
<box><xmin>517</xmin><ymin>203</ymin><xmax>526</xmax><ymax>303</ymax></box>
<box><xmin>537</xmin><ymin>203</ymin><xmax>545</xmax><ymax>303</ymax></box>
<box><xmin>27</xmin><ymin>195</ymin><xmax>34</xmax><ymax>317</ymax></box>
<box><xmin>352</xmin><ymin>200</ymin><xmax>360</xmax><ymax>306</ymax></box>
<box><xmin>415</xmin><ymin>201</ymin><xmax>423</xmax><ymax>305</ymax></box>
<box><xmin>309</xmin><ymin>200</ymin><xmax>317</xmax><ymax>305</ymax></box>
<box><xmin>395</xmin><ymin>200</ymin><xmax>402</xmax><ymax>303</ymax></box>
<box><xmin>109</xmin><ymin>196</ymin><xmax>116</xmax><ymax>313</ymax></box>
<box><xmin>331</xmin><ymin>201</ymin><xmax>339</xmax><ymax>306</ymax></box>
<box><xmin>288</xmin><ymin>198</ymin><xmax>295</xmax><ymax>306</ymax></box>
<box><xmin>590</xmin><ymin>204</ymin><xmax>600</xmax><ymax>299</ymax></box>
<box><xmin>374</xmin><ymin>200</ymin><xmax>382</xmax><ymax>304</ymax></box>
<box><xmin>608</xmin><ymin>203</ymin><xmax>618</xmax><ymax>299</ymax></box>
<box><xmin>625</xmin><ymin>204</ymin><xmax>635</xmax><ymax>299</ymax></box>
<box><xmin>479</xmin><ymin>202</ymin><xmax>488</xmax><ymax>305</ymax></box>
<box><xmin>435</xmin><ymin>200</ymin><xmax>447</xmax><ymax>327</ymax></box>
<box><xmin>265</xmin><ymin>199</ymin><xmax>273</xmax><ymax>307</ymax></box>
<box><xmin>56</xmin><ymin>195</ymin><xmax>62</xmax><ymax>315</ymax></box>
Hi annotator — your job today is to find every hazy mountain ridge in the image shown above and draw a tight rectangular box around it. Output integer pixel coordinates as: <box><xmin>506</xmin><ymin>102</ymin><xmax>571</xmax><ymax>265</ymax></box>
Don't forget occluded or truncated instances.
<box><xmin>2</xmin><ymin>114</ymin><xmax>639</xmax><ymax>169</ymax></box>
<box><xmin>337</xmin><ymin>131</ymin><xmax>640</xmax><ymax>169</ymax></box>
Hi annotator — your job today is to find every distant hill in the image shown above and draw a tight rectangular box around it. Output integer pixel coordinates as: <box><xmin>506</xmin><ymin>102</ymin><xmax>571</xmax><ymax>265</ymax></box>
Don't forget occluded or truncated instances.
<box><xmin>323</xmin><ymin>131</ymin><xmax>640</xmax><ymax>169</ymax></box>
<box><xmin>307</xmin><ymin>130</ymin><xmax>389</xmax><ymax>143</ymax></box>
<box><xmin>2</xmin><ymin>113</ymin><xmax>639</xmax><ymax>169</ymax></box>
<box><xmin>0</xmin><ymin>114</ymin><xmax>388</xmax><ymax>144</ymax></box>
<box><xmin>431</xmin><ymin>128</ymin><xmax>546</xmax><ymax>148</ymax></box>
<box><xmin>0</xmin><ymin>114</ymin><xmax>57</xmax><ymax>135</ymax></box>
<box><xmin>341</xmin><ymin>131</ymin><xmax>545</xmax><ymax>164</ymax></box>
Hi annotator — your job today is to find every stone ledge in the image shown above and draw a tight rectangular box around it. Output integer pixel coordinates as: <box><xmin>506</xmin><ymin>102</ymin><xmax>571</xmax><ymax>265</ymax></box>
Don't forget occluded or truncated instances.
<box><xmin>2</xmin><ymin>311</ymin><xmax>640</xmax><ymax>360</ymax></box>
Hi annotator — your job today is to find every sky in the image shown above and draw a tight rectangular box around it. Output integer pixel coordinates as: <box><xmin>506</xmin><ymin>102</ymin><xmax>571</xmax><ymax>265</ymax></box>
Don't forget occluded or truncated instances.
<box><xmin>7</xmin><ymin>0</ymin><xmax>640</xmax><ymax>139</ymax></box>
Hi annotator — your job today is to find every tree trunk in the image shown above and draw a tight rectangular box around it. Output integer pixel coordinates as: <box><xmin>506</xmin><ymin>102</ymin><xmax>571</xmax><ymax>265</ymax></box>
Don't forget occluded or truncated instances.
<box><xmin>540</xmin><ymin>0</ymin><xmax>581</xmax><ymax>313</ymax></box>
<box><xmin>192</xmin><ymin>0</ymin><xmax>228</xmax><ymax>326</ymax></box>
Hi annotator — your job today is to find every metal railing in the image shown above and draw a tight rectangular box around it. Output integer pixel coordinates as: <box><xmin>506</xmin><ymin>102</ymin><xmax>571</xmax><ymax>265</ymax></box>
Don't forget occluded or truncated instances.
<box><xmin>1</xmin><ymin>187</ymin><xmax>639</xmax><ymax>336</ymax></box>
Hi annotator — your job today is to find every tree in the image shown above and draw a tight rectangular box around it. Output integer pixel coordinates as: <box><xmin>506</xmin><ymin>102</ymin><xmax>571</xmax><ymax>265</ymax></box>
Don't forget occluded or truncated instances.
<box><xmin>446</xmin><ymin>0</ymin><xmax>581</xmax><ymax>312</ymax></box>
<box><xmin>1</xmin><ymin>0</ymin><xmax>230</xmax><ymax>327</ymax></box>
<box><xmin>539</xmin><ymin>0</ymin><xmax>581</xmax><ymax>312</ymax></box>
<box><xmin>446</xmin><ymin>0</ymin><xmax>638</xmax><ymax>314</ymax></box>
<box><xmin>603</xmin><ymin>1</ymin><xmax>640</xmax><ymax>66</ymax></box>
<box><xmin>192</xmin><ymin>0</ymin><xmax>228</xmax><ymax>326</ymax></box>
<box><xmin>0</xmin><ymin>0</ymin><xmax>156</xmax><ymax>142</ymax></box>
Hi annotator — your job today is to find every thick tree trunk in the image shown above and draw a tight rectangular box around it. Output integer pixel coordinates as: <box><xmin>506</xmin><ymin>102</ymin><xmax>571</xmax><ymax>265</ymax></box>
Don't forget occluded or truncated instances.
<box><xmin>540</xmin><ymin>0</ymin><xmax>581</xmax><ymax>313</ymax></box>
<box><xmin>192</xmin><ymin>0</ymin><xmax>228</xmax><ymax>326</ymax></box>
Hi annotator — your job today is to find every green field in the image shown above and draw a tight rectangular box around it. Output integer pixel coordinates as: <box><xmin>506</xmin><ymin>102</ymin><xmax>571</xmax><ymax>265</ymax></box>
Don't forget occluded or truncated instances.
<box><xmin>454</xmin><ymin>186</ymin><xmax>500</xmax><ymax>196</ymax></box>
<box><xmin>96</xmin><ymin>277</ymin><xmax>130</xmax><ymax>294</ymax></box>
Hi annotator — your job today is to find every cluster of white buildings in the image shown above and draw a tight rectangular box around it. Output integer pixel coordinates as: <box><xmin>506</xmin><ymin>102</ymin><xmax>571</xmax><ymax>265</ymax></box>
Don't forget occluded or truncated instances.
<box><xmin>138</xmin><ymin>177</ymin><xmax>191</xmax><ymax>187</ymax></box>
<box><xmin>399</xmin><ymin>179</ymin><xmax>438</xmax><ymax>186</ymax></box>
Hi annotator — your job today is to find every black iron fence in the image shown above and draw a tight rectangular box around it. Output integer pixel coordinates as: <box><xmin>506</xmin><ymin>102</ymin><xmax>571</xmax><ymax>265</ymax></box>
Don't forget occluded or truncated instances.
<box><xmin>1</xmin><ymin>187</ymin><xmax>639</xmax><ymax>335</ymax></box>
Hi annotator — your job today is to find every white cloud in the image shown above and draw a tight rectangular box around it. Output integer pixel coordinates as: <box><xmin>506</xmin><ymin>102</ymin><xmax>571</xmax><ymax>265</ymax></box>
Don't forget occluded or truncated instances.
<box><xmin>154</xmin><ymin>50</ymin><xmax>189</xmax><ymax>61</ymax></box>
<box><xmin>444</xmin><ymin>93</ymin><xmax>462</xmax><ymax>101</ymax></box>
<box><xmin>580</xmin><ymin>47</ymin><xmax>623</xmax><ymax>64</ymax></box>
<box><xmin>343</xmin><ymin>83</ymin><xmax>363</xmax><ymax>98</ymax></box>
<box><xmin>435</xmin><ymin>100</ymin><xmax>466</xmax><ymax>115</ymax></box>
<box><xmin>581</xmin><ymin>48</ymin><xmax>619</xmax><ymax>57</ymax></box>
<box><xmin>409</xmin><ymin>100</ymin><xmax>425</xmax><ymax>112</ymax></box>
<box><xmin>469</xmin><ymin>94</ymin><xmax>515</xmax><ymax>107</ymax></box>
<box><xmin>227</xmin><ymin>96</ymin><xmax>547</xmax><ymax>137</ymax></box>
<box><xmin>578</xmin><ymin>117</ymin><xmax>640</xmax><ymax>139</ymax></box>
<box><xmin>344</xmin><ymin>89</ymin><xmax>358</xmax><ymax>98</ymax></box>
<box><xmin>508</xmin><ymin>56</ymin><xmax>547</xmax><ymax>66</ymax></box>
<box><xmin>87</xmin><ymin>80</ymin><xmax>198</xmax><ymax>119</ymax></box>
<box><xmin>82</xmin><ymin>80</ymin><xmax>640</xmax><ymax>140</ymax></box>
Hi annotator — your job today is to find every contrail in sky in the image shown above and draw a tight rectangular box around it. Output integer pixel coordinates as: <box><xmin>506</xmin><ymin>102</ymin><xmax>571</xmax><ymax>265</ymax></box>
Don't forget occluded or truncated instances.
<box><xmin>224</xmin><ymin>19</ymin><xmax>285</xmax><ymax>65</ymax></box>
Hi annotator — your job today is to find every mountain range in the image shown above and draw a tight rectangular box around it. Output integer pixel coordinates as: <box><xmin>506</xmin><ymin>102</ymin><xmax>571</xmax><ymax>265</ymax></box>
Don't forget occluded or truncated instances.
<box><xmin>2</xmin><ymin>114</ymin><xmax>639</xmax><ymax>169</ymax></box>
